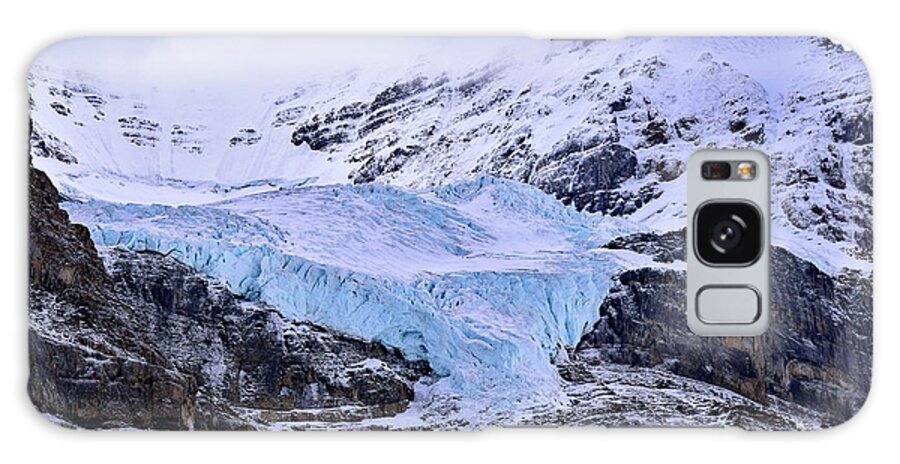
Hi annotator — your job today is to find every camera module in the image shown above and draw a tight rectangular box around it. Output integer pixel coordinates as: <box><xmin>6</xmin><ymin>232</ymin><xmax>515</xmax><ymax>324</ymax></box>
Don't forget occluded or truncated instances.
<box><xmin>694</xmin><ymin>201</ymin><xmax>762</xmax><ymax>265</ymax></box>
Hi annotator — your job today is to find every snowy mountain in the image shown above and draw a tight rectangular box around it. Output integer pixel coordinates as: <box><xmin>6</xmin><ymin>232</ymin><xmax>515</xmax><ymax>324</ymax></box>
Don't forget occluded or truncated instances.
<box><xmin>28</xmin><ymin>37</ymin><xmax>872</xmax><ymax>429</ymax></box>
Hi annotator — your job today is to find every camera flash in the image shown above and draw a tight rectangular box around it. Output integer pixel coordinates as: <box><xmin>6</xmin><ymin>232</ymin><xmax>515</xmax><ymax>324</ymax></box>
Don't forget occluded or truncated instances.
<box><xmin>737</xmin><ymin>162</ymin><xmax>756</xmax><ymax>180</ymax></box>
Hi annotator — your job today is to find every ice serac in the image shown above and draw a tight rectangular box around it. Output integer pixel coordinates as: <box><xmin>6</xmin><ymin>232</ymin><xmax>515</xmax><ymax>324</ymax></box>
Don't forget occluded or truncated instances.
<box><xmin>67</xmin><ymin>177</ymin><xmax>635</xmax><ymax>419</ymax></box>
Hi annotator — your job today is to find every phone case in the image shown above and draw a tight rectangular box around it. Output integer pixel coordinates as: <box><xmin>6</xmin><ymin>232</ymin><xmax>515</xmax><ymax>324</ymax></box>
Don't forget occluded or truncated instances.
<box><xmin>27</xmin><ymin>37</ymin><xmax>872</xmax><ymax>430</ymax></box>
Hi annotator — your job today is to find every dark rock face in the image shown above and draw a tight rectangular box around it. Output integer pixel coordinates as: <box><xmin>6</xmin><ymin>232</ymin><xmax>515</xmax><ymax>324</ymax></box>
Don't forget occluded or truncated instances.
<box><xmin>272</xmin><ymin>105</ymin><xmax>307</xmax><ymax>128</ymax></box>
<box><xmin>728</xmin><ymin>119</ymin><xmax>766</xmax><ymax>144</ymax></box>
<box><xmin>646</xmin><ymin>157</ymin><xmax>684</xmax><ymax>182</ymax></box>
<box><xmin>294</xmin><ymin>102</ymin><xmax>369</xmax><ymax>149</ymax></box>
<box><xmin>169</xmin><ymin>124</ymin><xmax>206</xmax><ymax>155</ymax></box>
<box><xmin>352</xmin><ymin>145</ymin><xmax>423</xmax><ymax>183</ymax></box>
<box><xmin>640</xmin><ymin>118</ymin><xmax>669</xmax><ymax>147</ymax></box>
<box><xmin>370</xmin><ymin>77</ymin><xmax>432</xmax><ymax>112</ymax></box>
<box><xmin>288</xmin><ymin>77</ymin><xmax>444</xmax><ymax>152</ymax></box>
<box><xmin>674</xmin><ymin>117</ymin><xmax>700</xmax><ymax>142</ymax></box>
<box><xmin>28</xmin><ymin>317</ymin><xmax>207</xmax><ymax>430</ymax></box>
<box><xmin>850</xmin><ymin>146</ymin><xmax>873</xmax><ymax>195</ymax></box>
<box><xmin>819</xmin><ymin>146</ymin><xmax>847</xmax><ymax>189</ymax></box>
<box><xmin>827</xmin><ymin>109</ymin><xmax>873</xmax><ymax>145</ymax></box>
<box><xmin>602</xmin><ymin>229</ymin><xmax>686</xmax><ymax>263</ymax></box>
<box><xmin>28</xmin><ymin>167</ymin><xmax>431</xmax><ymax>429</ymax></box>
<box><xmin>531</xmin><ymin>143</ymin><xmax>642</xmax><ymax>215</ymax></box>
<box><xmin>29</xmin><ymin>167</ymin><xmax>108</xmax><ymax>307</ymax></box>
<box><xmin>29</xmin><ymin>166</ymin><xmax>202</xmax><ymax>428</ymax></box>
<box><xmin>578</xmin><ymin>234</ymin><xmax>872</xmax><ymax>425</ymax></box>
<box><xmin>291</xmin><ymin>117</ymin><xmax>353</xmax><ymax>150</ymax></box>
<box><xmin>108</xmin><ymin>250</ymin><xmax>431</xmax><ymax>415</ymax></box>
<box><xmin>49</xmin><ymin>101</ymin><xmax>70</xmax><ymax>117</ymax></box>
<box><xmin>229</xmin><ymin>128</ymin><xmax>262</xmax><ymax>147</ymax></box>
<box><xmin>779</xmin><ymin>182</ymin><xmax>872</xmax><ymax>260</ymax></box>
<box><xmin>118</xmin><ymin>116</ymin><xmax>161</xmax><ymax>148</ymax></box>
<box><xmin>763</xmin><ymin>248</ymin><xmax>872</xmax><ymax>420</ymax></box>
<box><xmin>30</xmin><ymin>122</ymin><xmax>77</xmax><ymax>164</ymax></box>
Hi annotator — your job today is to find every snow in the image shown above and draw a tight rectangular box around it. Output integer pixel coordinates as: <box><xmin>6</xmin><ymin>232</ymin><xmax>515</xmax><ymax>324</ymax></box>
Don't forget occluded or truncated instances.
<box><xmin>352</xmin><ymin>359</ymin><xmax>385</xmax><ymax>371</ymax></box>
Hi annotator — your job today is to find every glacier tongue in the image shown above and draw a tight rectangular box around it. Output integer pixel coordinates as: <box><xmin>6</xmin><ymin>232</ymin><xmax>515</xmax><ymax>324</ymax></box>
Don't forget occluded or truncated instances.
<box><xmin>68</xmin><ymin>177</ymin><xmax>638</xmax><ymax>420</ymax></box>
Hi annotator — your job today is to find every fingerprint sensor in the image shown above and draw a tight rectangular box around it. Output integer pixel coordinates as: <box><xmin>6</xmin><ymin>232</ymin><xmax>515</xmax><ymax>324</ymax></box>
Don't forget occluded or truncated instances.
<box><xmin>696</xmin><ymin>286</ymin><xmax>761</xmax><ymax>324</ymax></box>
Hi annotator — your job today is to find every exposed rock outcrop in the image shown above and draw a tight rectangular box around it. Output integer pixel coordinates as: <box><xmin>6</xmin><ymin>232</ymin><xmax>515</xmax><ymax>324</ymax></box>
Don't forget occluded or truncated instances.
<box><xmin>29</xmin><ymin>122</ymin><xmax>78</xmax><ymax>165</ymax></box>
<box><xmin>29</xmin><ymin>167</ymin><xmax>108</xmax><ymax>307</ymax></box>
<box><xmin>530</xmin><ymin>143</ymin><xmax>646</xmax><ymax>215</ymax></box>
<box><xmin>602</xmin><ymin>229</ymin><xmax>686</xmax><ymax>263</ymax></box>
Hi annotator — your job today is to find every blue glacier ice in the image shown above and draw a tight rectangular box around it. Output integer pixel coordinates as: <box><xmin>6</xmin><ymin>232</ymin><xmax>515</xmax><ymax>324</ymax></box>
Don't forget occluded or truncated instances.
<box><xmin>67</xmin><ymin>177</ymin><xmax>644</xmax><ymax>418</ymax></box>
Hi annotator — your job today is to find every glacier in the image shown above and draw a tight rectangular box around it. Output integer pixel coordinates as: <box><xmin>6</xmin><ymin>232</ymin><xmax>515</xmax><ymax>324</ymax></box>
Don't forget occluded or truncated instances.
<box><xmin>67</xmin><ymin>176</ymin><xmax>645</xmax><ymax>420</ymax></box>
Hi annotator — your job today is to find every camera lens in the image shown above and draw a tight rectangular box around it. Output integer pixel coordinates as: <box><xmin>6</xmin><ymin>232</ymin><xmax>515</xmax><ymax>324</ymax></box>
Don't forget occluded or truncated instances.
<box><xmin>695</xmin><ymin>202</ymin><xmax>762</xmax><ymax>265</ymax></box>
<box><xmin>710</xmin><ymin>218</ymin><xmax>743</xmax><ymax>251</ymax></box>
